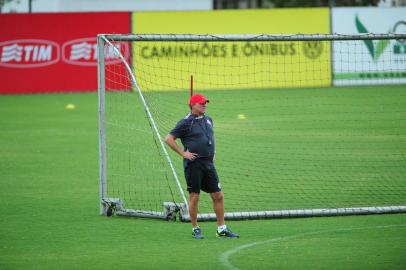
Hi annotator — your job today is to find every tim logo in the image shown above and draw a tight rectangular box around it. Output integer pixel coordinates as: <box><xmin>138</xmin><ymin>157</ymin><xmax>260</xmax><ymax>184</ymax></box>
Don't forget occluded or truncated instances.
<box><xmin>62</xmin><ymin>37</ymin><xmax>130</xmax><ymax>66</ymax></box>
<box><xmin>0</xmin><ymin>39</ymin><xmax>59</xmax><ymax>68</ymax></box>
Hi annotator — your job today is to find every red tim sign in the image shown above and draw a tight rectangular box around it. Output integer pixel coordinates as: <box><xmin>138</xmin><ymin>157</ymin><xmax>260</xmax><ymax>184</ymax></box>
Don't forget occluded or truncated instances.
<box><xmin>0</xmin><ymin>39</ymin><xmax>60</xmax><ymax>68</ymax></box>
<box><xmin>62</xmin><ymin>37</ymin><xmax>130</xmax><ymax>67</ymax></box>
<box><xmin>0</xmin><ymin>12</ymin><xmax>130</xmax><ymax>94</ymax></box>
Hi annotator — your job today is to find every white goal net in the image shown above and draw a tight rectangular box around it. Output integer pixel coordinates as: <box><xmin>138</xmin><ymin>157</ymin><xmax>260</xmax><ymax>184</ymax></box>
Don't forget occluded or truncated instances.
<box><xmin>98</xmin><ymin>34</ymin><xmax>406</xmax><ymax>221</ymax></box>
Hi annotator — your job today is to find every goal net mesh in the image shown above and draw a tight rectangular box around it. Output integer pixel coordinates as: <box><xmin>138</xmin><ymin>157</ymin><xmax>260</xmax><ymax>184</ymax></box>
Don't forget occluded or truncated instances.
<box><xmin>99</xmin><ymin>34</ymin><xmax>406</xmax><ymax>218</ymax></box>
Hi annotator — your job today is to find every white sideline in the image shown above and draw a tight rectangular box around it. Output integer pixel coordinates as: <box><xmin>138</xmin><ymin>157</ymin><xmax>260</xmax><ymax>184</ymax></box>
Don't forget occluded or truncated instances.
<box><xmin>219</xmin><ymin>223</ymin><xmax>406</xmax><ymax>270</ymax></box>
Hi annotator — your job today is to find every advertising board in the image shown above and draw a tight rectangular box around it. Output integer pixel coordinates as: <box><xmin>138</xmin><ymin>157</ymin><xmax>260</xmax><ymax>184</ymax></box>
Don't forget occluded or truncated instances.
<box><xmin>0</xmin><ymin>12</ymin><xmax>130</xmax><ymax>94</ymax></box>
<box><xmin>132</xmin><ymin>9</ymin><xmax>331</xmax><ymax>90</ymax></box>
<box><xmin>332</xmin><ymin>7</ymin><xmax>406</xmax><ymax>85</ymax></box>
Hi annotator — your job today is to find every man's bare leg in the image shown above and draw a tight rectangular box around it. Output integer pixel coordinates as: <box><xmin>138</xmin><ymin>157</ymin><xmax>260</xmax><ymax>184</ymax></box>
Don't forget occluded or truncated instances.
<box><xmin>210</xmin><ymin>191</ymin><xmax>225</xmax><ymax>226</ymax></box>
<box><xmin>189</xmin><ymin>192</ymin><xmax>200</xmax><ymax>228</ymax></box>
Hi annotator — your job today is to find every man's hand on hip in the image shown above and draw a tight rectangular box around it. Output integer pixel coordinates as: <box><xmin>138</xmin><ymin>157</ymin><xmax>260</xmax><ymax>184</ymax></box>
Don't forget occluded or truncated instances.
<box><xmin>183</xmin><ymin>150</ymin><xmax>198</xmax><ymax>161</ymax></box>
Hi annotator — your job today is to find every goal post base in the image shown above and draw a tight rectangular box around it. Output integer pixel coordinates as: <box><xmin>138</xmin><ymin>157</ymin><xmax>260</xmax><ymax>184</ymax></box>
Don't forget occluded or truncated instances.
<box><xmin>179</xmin><ymin>205</ymin><xmax>406</xmax><ymax>222</ymax></box>
<box><xmin>102</xmin><ymin>200</ymin><xmax>406</xmax><ymax>221</ymax></box>
<box><xmin>116</xmin><ymin>209</ymin><xmax>167</xmax><ymax>220</ymax></box>
<box><xmin>101</xmin><ymin>200</ymin><xmax>183</xmax><ymax>221</ymax></box>
<box><xmin>100</xmin><ymin>198</ymin><xmax>123</xmax><ymax>216</ymax></box>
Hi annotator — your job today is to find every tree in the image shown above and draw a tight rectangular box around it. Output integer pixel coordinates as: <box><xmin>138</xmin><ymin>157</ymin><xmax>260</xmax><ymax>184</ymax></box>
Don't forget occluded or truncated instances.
<box><xmin>0</xmin><ymin>0</ymin><xmax>12</xmax><ymax>13</ymax></box>
<box><xmin>271</xmin><ymin>0</ymin><xmax>329</xmax><ymax>7</ymax></box>
<box><xmin>270</xmin><ymin>0</ymin><xmax>380</xmax><ymax>7</ymax></box>
<box><xmin>333</xmin><ymin>0</ymin><xmax>380</xmax><ymax>6</ymax></box>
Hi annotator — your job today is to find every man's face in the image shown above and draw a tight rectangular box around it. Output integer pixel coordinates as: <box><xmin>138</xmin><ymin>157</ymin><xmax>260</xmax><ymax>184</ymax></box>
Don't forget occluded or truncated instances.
<box><xmin>191</xmin><ymin>102</ymin><xmax>207</xmax><ymax>115</ymax></box>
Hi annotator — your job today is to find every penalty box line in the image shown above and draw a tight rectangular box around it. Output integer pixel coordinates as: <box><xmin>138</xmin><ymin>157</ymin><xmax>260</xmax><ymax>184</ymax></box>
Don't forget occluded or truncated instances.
<box><xmin>219</xmin><ymin>223</ymin><xmax>406</xmax><ymax>270</ymax></box>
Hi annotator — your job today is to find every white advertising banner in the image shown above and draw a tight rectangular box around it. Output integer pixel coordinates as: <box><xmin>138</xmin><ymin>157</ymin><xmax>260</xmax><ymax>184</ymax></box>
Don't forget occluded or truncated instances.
<box><xmin>332</xmin><ymin>7</ymin><xmax>406</xmax><ymax>85</ymax></box>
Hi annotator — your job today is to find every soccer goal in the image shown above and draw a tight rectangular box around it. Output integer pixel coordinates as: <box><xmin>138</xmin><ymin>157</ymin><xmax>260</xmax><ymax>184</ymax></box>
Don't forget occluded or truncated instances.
<box><xmin>97</xmin><ymin>33</ymin><xmax>406</xmax><ymax>221</ymax></box>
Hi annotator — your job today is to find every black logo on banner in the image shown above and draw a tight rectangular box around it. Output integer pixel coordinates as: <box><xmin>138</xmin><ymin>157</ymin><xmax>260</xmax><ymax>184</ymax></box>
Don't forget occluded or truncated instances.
<box><xmin>302</xmin><ymin>41</ymin><xmax>323</xmax><ymax>59</ymax></box>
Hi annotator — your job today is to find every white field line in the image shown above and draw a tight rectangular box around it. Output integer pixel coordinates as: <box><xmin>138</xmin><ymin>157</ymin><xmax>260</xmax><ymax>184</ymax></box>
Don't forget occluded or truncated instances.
<box><xmin>219</xmin><ymin>223</ymin><xmax>406</xmax><ymax>270</ymax></box>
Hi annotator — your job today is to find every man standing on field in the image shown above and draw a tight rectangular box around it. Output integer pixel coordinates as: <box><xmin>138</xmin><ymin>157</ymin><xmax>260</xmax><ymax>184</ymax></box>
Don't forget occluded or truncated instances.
<box><xmin>165</xmin><ymin>93</ymin><xmax>239</xmax><ymax>239</ymax></box>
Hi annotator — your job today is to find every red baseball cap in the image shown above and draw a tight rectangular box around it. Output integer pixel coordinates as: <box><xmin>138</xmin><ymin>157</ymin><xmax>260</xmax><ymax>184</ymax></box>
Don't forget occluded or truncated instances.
<box><xmin>189</xmin><ymin>94</ymin><xmax>210</xmax><ymax>105</ymax></box>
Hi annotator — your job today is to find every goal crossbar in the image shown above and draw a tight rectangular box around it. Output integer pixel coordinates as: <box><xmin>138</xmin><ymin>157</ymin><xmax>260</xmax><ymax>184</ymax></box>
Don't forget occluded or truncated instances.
<box><xmin>99</xmin><ymin>33</ymin><xmax>406</xmax><ymax>42</ymax></box>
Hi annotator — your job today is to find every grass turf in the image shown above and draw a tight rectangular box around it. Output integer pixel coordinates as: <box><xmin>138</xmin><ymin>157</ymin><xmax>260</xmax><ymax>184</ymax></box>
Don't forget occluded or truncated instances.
<box><xmin>0</xmin><ymin>87</ymin><xmax>405</xmax><ymax>269</ymax></box>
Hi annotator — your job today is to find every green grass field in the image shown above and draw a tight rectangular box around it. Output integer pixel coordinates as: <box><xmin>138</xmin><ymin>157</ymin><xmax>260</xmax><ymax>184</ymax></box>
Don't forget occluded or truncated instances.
<box><xmin>1</xmin><ymin>86</ymin><xmax>405</xmax><ymax>270</ymax></box>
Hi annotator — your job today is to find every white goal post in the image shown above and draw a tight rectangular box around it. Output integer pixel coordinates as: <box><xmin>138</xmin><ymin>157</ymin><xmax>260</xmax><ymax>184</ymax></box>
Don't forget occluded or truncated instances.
<box><xmin>98</xmin><ymin>33</ymin><xmax>406</xmax><ymax>221</ymax></box>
